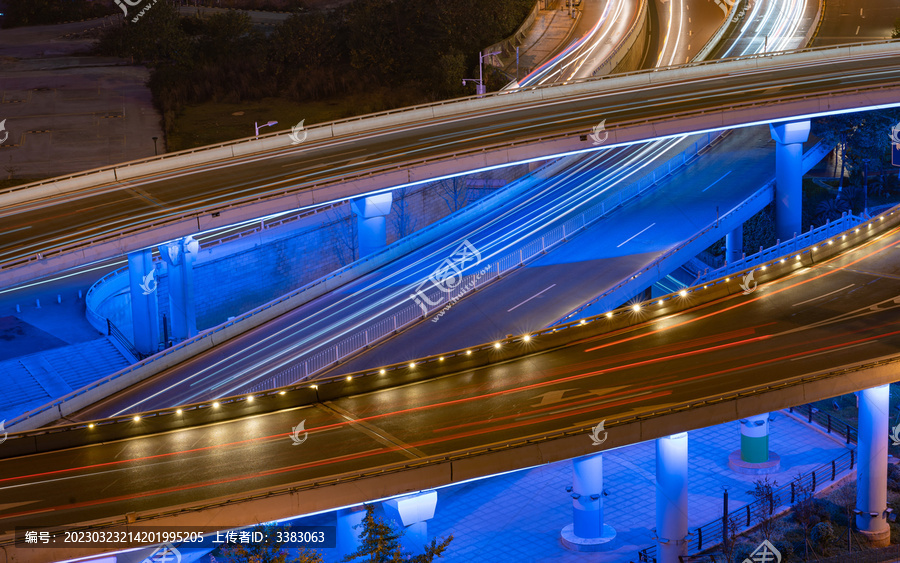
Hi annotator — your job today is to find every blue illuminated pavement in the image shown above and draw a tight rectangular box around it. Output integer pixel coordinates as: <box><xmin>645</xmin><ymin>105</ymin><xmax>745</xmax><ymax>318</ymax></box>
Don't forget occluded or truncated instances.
<box><xmin>243</xmin><ymin>410</ymin><xmax>853</xmax><ymax>562</ymax></box>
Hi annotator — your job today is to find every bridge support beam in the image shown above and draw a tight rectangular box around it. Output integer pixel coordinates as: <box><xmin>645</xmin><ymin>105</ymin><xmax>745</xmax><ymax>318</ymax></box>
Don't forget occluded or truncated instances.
<box><xmin>770</xmin><ymin>121</ymin><xmax>810</xmax><ymax>241</ymax></box>
<box><xmin>656</xmin><ymin>432</ymin><xmax>688</xmax><ymax>563</ymax></box>
<box><xmin>383</xmin><ymin>490</ymin><xmax>438</xmax><ymax>553</ymax></box>
<box><xmin>127</xmin><ymin>248</ymin><xmax>160</xmax><ymax>357</ymax></box>
<box><xmin>159</xmin><ymin>236</ymin><xmax>199</xmax><ymax>343</ymax></box>
<box><xmin>351</xmin><ymin>192</ymin><xmax>394</xmax><ymax>258</ymax></box>
<box><xmin>856</xmin><ymin>384</ymin><xmax>891</xmax><ymax>546</ymax></box>
<box><xmin>725</xmin><ymin>224</ymin><xmax>743</xmax><ymax>264</ymax></box>
<box><xmin>337</xmin><ymin>505</ymin><xmax>367</xmax><ymax>559</ymax></box>
<box><xmin>561</xmin><ymin>452</ymin><xmax>616</xmax><ymax>551</ymax></box>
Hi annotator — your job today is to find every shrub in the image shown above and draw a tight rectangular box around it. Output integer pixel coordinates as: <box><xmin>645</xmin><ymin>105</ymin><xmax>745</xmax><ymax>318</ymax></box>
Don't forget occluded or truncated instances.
<box><xmin>732</xmin><ymin>542</ymin><xmax>756</xmax><ymax>563</ymax></box>
<box><xmin>811</xmin><ymin>521</ymin><xmax>835</xmax><ymax>553</ymax></box>
<box><xmin>772</xmin><ymin>539</ymin><xmax>795</xmax><ymax>562</ymax></box>
<box><xmin>887</xmin><ymin>463</ymin><xmax>900</xmax><ymax>491</ymax></box>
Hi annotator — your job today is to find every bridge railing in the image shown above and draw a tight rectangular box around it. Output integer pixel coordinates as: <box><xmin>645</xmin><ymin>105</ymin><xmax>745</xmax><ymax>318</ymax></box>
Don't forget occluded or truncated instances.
<box><xmin>554</xmin><ymin>178</ymin><xmax>774</xmax><ymax>325</ymax></box>
<box><xmin>637</xmin><ymin>406</ymin><xmax>857</xmax><ymax>562</ymax></box>
<box><xmin>694</xmin><ymin>213</ymin><xmax>864</xmax><ymax>285</ymax></box>
<box><xmin>246</xmin><ymin>131</ymin><xmax>723</xmax><ymax>394</ymax></box>
<box><xmin>6</xmin><ymin>154</ymin><xmax>567</xmax><ymax>430</ymax></box>
<box><xmin>3</xmin><ymin>39</ymin><xmax>896</xmax><ymax>277</ymax></box>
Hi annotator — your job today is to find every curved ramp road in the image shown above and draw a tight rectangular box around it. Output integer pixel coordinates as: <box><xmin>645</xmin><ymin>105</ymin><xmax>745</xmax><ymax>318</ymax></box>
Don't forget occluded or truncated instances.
<box><xmin>2</xmin><ymin>41</ymin><xmax>900</xmax><ymax>285</ymax></box>
<box><xmin>3</xmin><ymin>213</ymin><xmax>900</xmax><ymax>540</ymax></box>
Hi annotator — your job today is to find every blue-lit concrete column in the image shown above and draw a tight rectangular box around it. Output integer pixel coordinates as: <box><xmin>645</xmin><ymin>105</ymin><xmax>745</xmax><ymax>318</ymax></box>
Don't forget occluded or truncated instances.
<box><xmin>351</xmin><ymin>192</ymin><xmax>394</xmax><ymax>257</ymax></box>
<box><xmin>561</xmin><ymin>453</ymin><xmax>616</xmax><ymax>551</ymax></box>
<box><xmin>856</xmin><ymin>385</ymin><xmax>891</xmax><ymax>546</ymax></box>
<box><xmin>337</xmin><ymin>506</ymin><xmax>366</xmax><ymax>559</ymax></box>
<box><xmin>382</xmin><ymin>490</ymin><xmax>437</xmax><ymax>553</ymax></box>
<box><xmin>656</xmin><ymin>432</ymin><xmax>688</xmax><ymax>563</ymax></box>
<box><xmin>729</xmin><ymin>413</ymin><xmax>781</xmax><ymax>474</ymax></box>
<box><xmin>725</xmin><ymin>224</ymin><xmax>743</xmax><ymax>264</ymax></box>
<box><xmin>127</xmin><ymin>249</ymin><xmax>160</xmax><ymax>356</ymax></box>
<box><xmin>770</xmin><ymin>121</ymin><xmax>810</xmax><ymax>241</ymax></box>
<box><xmin>159</xmin><ymin>236</ymin><xmax>199</xmax><ymax>342</ymax></box>
<box><xmin>741</xmin><ymin>413</ymin><xmax>770</xmax><ymax>462</ymax></box>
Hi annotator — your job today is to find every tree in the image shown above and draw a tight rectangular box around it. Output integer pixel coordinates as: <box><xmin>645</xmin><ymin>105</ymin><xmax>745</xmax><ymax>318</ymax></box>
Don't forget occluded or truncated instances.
<box><xmin>749</xmin><ymin>477</ymin><xmax>780</xmax><ymax>541</ymax></box>
<box><xmin>893</xmin><ymin>18</ymin><xmax>900</xmax><ymax>39</ymax></box>
<box><xmin>213</xmin><ymin>523</ymin><xmax>324</xmax><ymax>563</ymax></box>
<box><xmin>390</xmin><ymin>187</ymin><xmax>417</xmax><ymax>240</ymax></box>
<box><xmin>435</xmin><ymin>176</ymin><xmax>468</xmax><ymax>213</ymax></box>
<box><xmin>791</xmin><ymin>473</ymin><xmax>817</xmax><ymax>561</ymax></box>
<box><xmin>342</xmin><ymin>505</ymin><xmax>452</xmax><ymax>563</ymax></box>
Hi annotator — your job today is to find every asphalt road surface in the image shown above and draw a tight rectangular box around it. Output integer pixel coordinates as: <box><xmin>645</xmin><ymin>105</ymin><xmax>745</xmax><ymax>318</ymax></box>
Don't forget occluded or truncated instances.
<box><xmin>2</xmin><ymin>213</ymin><xmax>900</xmax><ymax>533</ymax></box>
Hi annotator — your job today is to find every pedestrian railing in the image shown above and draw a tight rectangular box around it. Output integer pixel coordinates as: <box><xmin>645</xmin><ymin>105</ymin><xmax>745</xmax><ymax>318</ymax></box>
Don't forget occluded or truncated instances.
<box><xmin>694</xmin><ymin>213</ymin><xmax>864</xmax><ymax>285</ymax></box>
<box><xmin>637</xmin><ymin>406</ymin><xmax>857</xmax><ymax>562</ymax></box>
<box><xmin>245</xmin><ymin>131</ymin><xmax>723</xmax><ymax>395</ymax></box>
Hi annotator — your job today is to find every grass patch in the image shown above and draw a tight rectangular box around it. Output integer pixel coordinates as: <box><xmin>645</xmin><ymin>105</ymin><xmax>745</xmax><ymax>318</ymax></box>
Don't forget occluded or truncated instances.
<box><xmin>165</xmin><ymin>86</ymin><xmax>427</xmax><ymax>152</ymax></box>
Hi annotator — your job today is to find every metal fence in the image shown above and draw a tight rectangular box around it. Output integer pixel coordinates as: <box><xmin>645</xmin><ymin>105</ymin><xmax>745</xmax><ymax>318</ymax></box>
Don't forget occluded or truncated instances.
<box><xmin>243</xmin><ymin>132</ymin><xmax>723</xmax><ymax>395</ymax></box>
<box><xmin>637</xmin><ymin>405</ymin><xmax>858</xmax><ymax>562</ymax></box>
<box><xmin>694</xmin><ymin>213</ymin><xmax>864</xmax><ymax>285</ymax></box>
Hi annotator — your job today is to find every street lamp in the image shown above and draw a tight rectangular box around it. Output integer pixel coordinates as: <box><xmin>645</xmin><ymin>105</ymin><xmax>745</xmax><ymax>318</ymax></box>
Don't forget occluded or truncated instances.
<box><xmin>254</xmin><ymin>120</ymin><xmax>278</xmax><ymax>137</ymax></box>
<box><xmin>463</xmin><ymin>50</ymin><xmax>501</xmax><ymax>98</ymax></box>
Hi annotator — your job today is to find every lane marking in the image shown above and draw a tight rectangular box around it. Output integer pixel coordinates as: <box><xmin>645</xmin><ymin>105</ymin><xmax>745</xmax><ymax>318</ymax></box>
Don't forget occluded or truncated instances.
<box><xmin>791</xmin><ymin>284</ymin><xmax>854</xmax><ymax>307</ymax></box>
<box><xmin>319</xmin><ymin>403</ymin><xmax>425</xmax><ymax>460</ymax></box>
<box><xmin>790</xmin><ymin>341</ymin><xmax>874</xmax><ymax>361</ymax></box>
<box><xmin>2</xmin><ymin>225</ymin><xmax>32</xmax><ymax>235</ymax></box>
<box><xmin>508</xmin><ymin>284</ymin><xmax>557</xmax><ymax>312</ymax></box>
<box><xmin>701</xmin><ymin>170</ymin><xmax>732</xmax><ymax>192</ymax></box>
<box><xmin>617</xmin><ymin>223</ymin><xmax>656</xmax><ymax>248</ymax></box>
<box><xmin>855</xmin><ymin>25</ymin><xmax>860</xmax><ymax>35</ymax></box>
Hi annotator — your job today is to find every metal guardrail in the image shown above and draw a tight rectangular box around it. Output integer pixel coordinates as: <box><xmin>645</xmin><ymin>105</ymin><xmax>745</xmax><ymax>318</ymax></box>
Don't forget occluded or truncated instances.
<box><xmin>637</xmin><ymin>405</ymin><xmax>858</xmax><ymax>562</ymax></box>
<box><xmin>694</xmin><ymin>213</ymin><xmax>864</xmax><ymax>285</ymax></box>
<box><xmin>243</xmin><ymin>132</ymin><xmax>722</xmax><ymax>394</ymax></box>
<box><xmin>3</xmin><ymin>40</ymin><xmax>897</xmax><ymax>277</ymax></box>
<box><xmin>107</xmin><ymin>319</ymin><xmax>145</xmax><ymax>362</ymax></box>
<box><xmin>3</xmin><ymin>38</ymin><xmax>895</xmax><ymax>202</ymax></box>
<box><xmin>7</xmin><ymin>155</ymin><xmax>569</xmax><ymax>429</ymax></box>
<box><xmin>555</xmin><ymin>175</ymin><xmax>771</xmax><ymax>324</ymax></box>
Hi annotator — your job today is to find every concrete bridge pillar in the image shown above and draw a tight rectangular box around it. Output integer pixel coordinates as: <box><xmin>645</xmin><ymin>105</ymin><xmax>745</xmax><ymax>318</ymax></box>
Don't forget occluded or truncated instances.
<box><xmin>159</xmin><ymin>236</ymin><xmax>199</xmax><ymax>343</ymax></box>
<box><xmin>856</xmin><ymin>384</ymin><xmax>891</xmax><ymax>546</ymax></box>
<box><xmin>725</xmin><ymin>224</ymin><xmax>743</xmax><ymax>264</ymax></box>
<box><xmin>351</xmin><ymin>192</ymin><xmax>394</xmax><ymax>257</ymax></box>
<box><xmin>337</xmin><ymin>505</ymin><xmax>367</xmax><ymax>559</ymax></box>
<box><xmin>127</xmin><ymin>248</ymin><xmax>160</xmax><ymax>357</ymax></box>
<box><xmin>561</xmin><ymin>452</ymin><xmax>616</xmax><ymax>551</ymax></box>
<box><xmin>382</xmin><ymin>490</ymin><xmax>438</xmax><ymax>553</ymax></box>
<box><xmin>656</xmin><ymin>432</ymin><xmax>688</xmax><ymax>563</ymax></box>
<box><xmin>770</xmin><ymin>120</ymin><xmax>810</xmax><ymax>241</ymax></box>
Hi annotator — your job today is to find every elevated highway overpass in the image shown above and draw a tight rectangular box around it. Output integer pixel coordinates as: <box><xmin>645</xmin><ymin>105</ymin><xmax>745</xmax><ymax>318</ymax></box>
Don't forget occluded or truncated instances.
<box><xmin>2</xmin><ymin>40</ymin><xmax>900</xmax><ymax>287</ymax></box>
<box><xmin>3</xmin><ymin>207</ymin><xmax>900</xmax><ymax>562</ymax></box>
